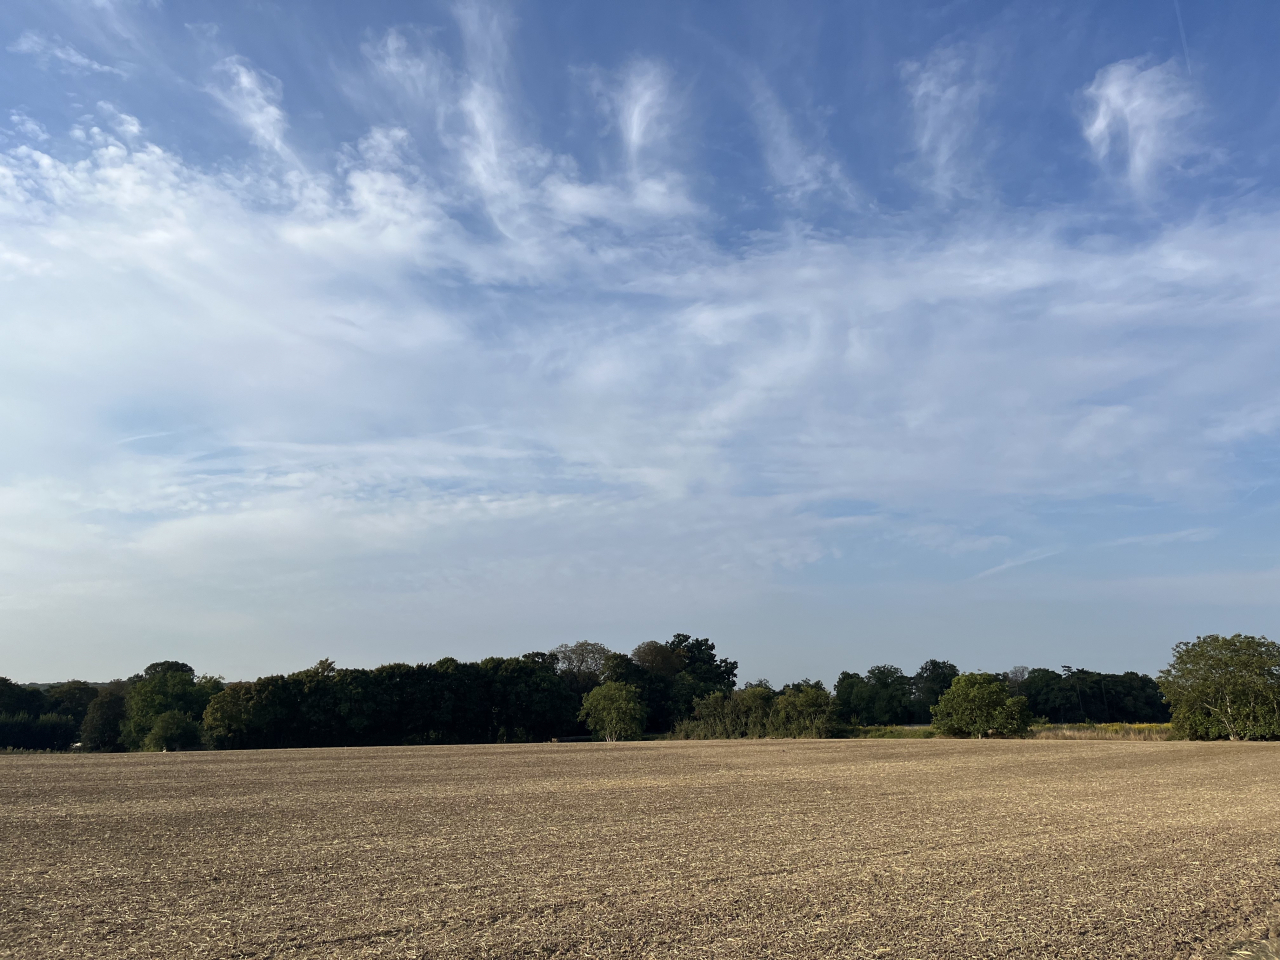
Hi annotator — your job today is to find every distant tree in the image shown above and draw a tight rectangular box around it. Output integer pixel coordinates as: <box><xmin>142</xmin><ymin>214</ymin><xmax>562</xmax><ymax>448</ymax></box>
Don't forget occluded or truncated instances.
<box><xmin>767</xmin><ymin>681</ymin><xmax>833</xmax><ymax>738</ymax></box>
<box><xmin>675</xmin><ymin>684</ymin><xmax>777</xmax><ymax>739</ymax></box>
<box><xmin>143</xmin><ymin>710</ymin><xmax>203</xmax><ymax>751</ymax></box>
<box><xmin>201</xmin><ymin>684</ymin><xmax>257</xmax><ymax>750</ymax></box>
<box><xmin>122</xmin><ymin>662</ymin><xmax>223</xmax><ymax>750</ymax></box>
<box><xmin>910</xmin><ymin>660</ymin><xmax>960</xmax><ymax>722</ymax></box>
<box><xmin>1159</xmin><ymin>634</ymin><xmax>1280</xmax><ymax>741</ymax></box>
<box><xmin>601</xmin><ymin>652</ymin><xmax>674</xmax><ymax>732</ymax></box>
<box><xmin>1004</xmin><ymin>666</ymin><xmax>1029</xmax><ymax>696</ymax></box>
<box><xmin>550</xmin><ymin>641</ymin><xmax>615</xmax><ymax>698</ymax></box>
<box><xmin>0</xmin><ymin>677</ymin><xmax>45</xmax><ymax>717</ymax></box>
<box><xmin>485</xmin><ymin>652</ymin><xmax>579</xmax><ymax>742</ymax></box>
<box><xmin>80</xmin><ymin>690</ymin><xmax>128</xmax><ymax>751</ymax></box>
<box><xmin>666</xmin><ymin>634</ymin><xmax>738</xmax><ymax>691</ymax></box>
<box><xmin>666</xmin><ymin>634</ymin><xmax>738</xmax><ymax>724</ymax></box>
<box><xmin>931</xmin><ymin>673</ymin><xmax>1032</xmax><ymax>738</ymax></box>
<box><xmin>1020</xmin><ymin>667</ymin><xmax>1169</xmax><ymax>723</ymax></box>
<box><xmin>44</xmin><ymin>681</ymin><xmax>100</xmax><ymax>728</ymax></box>
<box><xmin>0</xmin><ymin>712</ymin><xmax>78</xmax><ymax>750</ymax></box>
<box><xmin>579</xmin><ymin>682</ymin><xmax>647</xmax><ymax>742</ymax></box>
<box><xmin>833</xmin><ymin>665</ymin><xmax>913</xmax><ymax>726</ymax></box>
<box><xmin>632</xmin><ymin>641</ymin><xmax>685</xmax><ymax>678</ymax></box>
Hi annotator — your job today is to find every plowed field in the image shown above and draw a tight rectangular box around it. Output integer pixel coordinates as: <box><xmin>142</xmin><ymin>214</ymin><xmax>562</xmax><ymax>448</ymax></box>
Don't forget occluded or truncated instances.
<box><xmin>3</xmin><ymin>740</ymin><xmax>1278</xmax><ymax>959</ymax></box>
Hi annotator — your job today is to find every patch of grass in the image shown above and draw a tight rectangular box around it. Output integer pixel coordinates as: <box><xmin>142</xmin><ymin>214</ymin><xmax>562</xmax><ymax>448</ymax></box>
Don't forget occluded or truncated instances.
<box><xmin>1029</xmin><ymin>722</ymin><xmax>1173</xmax><ymax>741</ymax></box>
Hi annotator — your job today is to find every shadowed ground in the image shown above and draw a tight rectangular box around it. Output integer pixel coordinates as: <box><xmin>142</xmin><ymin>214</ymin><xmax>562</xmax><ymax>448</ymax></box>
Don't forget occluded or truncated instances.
<box><xmin>3</xmin><ymin>740</ymin><xmax>1278</xmax><ymax>959</ymax></box>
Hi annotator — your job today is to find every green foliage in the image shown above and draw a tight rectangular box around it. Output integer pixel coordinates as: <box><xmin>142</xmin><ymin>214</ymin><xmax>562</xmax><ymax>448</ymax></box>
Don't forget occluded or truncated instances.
<box><xmin>44</xmin><ymin>681</ymin><xmax>100</xmax><ymax>728</ymax></box>
<box><xmin>486</xmin><ymin>652</ymin><xmax>581</xmax><ymax>743</ymax></box>
<box><xmin>80</xmin><ymin>690</ymin><xmax>128</xmax><ymax>751</ymax></box>
<box><xmin>0</xmin><ymin>712</ymin><xmax>79</xmax><ymax>750</ymax></box>
<box><xmin>0</xmin><ymin>676</ymin><xmax>46</xmax><ymax>717</ymax></box>
<box><xmin>599</xmin><ymin>635</ymin><xmax>738</xmax><ymax>733</ymax></box>
<box><xmin>768</xmin><ymin>681</ymin><xmax>834</xmax><ymax>738</ymax></box>
<box><xmin>550</xmin><ymin>641</ymin><xmax>615</xmax><ymax>699</ymax></box>
<box><xmin>910</xmin><ymin>660</ymin><xmax>960</xmax><ymax>722</ymax></box>
<box><xmin>200</xmin><ymin>683</ymin><xmax>257</xmax><ymax>750</ymax></box>
<box><xmin>674</xmin><ymin>680</ymin><xmax>834</xmax><ymax>739</ymax></box>
<box><xmin>833</xmin><ymin>661</ymin><xmax>958</xmax><ymax>726</ymax></box>
<box><xmin>579</xmin><ymin>682</ymin><xmax>647</xmax><ymax>741</ymax></box>
<box><xmin>673</xmin><ymin>685</ymin><xmax>776</xmax><ymax>739</ymax></box>
<box><xmin>1018</xmin><ymin>667</ymin><xmax>1168</xmax><ymax>723</ymax></box>
<box><xmin>142</xmin><ymin>710</ymin><xmax>203</xmax><ymax>751</ymax></box>
<box><xmin>122</xmin><ymin>662</ymin><xmax>223</xmax><ymax>751</ymax></box>
<box><xmin>931</xmin><ymin>673</ymin><xmax>1032</xmax><ymax>738</ymax></box>
<box><xmin>1158</xmin><ymin>634</ymin><xmax>1280</xmax><ymax>741</ymax></box>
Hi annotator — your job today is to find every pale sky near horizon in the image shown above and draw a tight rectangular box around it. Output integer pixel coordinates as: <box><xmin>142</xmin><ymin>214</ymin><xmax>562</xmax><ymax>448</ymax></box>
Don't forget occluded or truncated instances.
<box><xmin>2</xmin><ymin>0</ymin><xmax>1279</xmax><ymax>685</ymax></box>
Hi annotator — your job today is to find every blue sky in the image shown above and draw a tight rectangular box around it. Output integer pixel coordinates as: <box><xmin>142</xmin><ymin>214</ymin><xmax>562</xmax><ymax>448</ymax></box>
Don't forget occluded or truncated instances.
<box><xmin>2</xmin><ymin>0</ymin><xmax>1279</xmax><ymax>684</ymax></box>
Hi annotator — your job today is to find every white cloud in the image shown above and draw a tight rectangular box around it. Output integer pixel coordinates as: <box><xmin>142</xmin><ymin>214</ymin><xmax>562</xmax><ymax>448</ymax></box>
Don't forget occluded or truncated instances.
<box><xmin>902</xmin><ymin>45</ymin><xmax>986</xmax><ymax>197</ymax></box>
<box><xmin>972</xmin><ymin>549</ymin><xmax>1064</xmax><ymax>580</ymax></box>
<box><xmin>208</xmin><ymin>56</ymin><xmax>297</xmax><ymax>164</ymax></box>
<box><xmin>1104</xmin><ymin>528</ymin><xmax>1217</xmax><ymax>548</ymax></box>
<box><xmin>8</xmin><ymin>30</ymin><xmax>126</xmax><ymax>76</ymax></box>
<box><xmin>1082</xmin><ymin>57</ymin><xmax>1200</xmax><ymax>195</ymax></box>
<box><xmin>748</xmin><ymin>74</ymin><xmax>855</xmax><ymax>204</ymax></box>
<box><xmin>8</xmin><ymin>111</ymin><xmax>50</xmax><ymax>142</ymax></box>
<box><xmin>97</xmin><ymin>101</ymin><xmax>141</xmax><ymax>139</ymax></box>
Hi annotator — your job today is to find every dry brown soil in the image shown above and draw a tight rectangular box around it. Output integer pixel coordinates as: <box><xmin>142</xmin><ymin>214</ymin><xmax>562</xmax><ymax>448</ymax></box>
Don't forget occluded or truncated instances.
<box><xmin>2</xmin><ymin>740</ymin><xmax>1279</xmax><ymax>959</ymax></box>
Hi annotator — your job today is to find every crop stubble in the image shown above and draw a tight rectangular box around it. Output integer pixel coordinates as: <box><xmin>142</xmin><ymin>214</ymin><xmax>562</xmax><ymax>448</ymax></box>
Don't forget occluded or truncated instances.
<box><xmin>2</xmin><ymin>740</ymin><xmax>1278</xmax><ymax>959</ymax></box>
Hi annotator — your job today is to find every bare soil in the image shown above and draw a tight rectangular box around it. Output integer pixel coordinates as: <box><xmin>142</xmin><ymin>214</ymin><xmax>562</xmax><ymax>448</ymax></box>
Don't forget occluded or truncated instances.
<box><xmin>2</xmin><ymin>740</ymin><xmax>1278</xmax><ymax>959</ymax></box>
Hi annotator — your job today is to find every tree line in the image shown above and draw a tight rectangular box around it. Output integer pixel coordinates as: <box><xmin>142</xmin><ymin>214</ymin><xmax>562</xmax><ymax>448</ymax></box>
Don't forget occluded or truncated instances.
<box><xmin>1</xmin><ymin>632</ymin><xmax>1275</xmax><ymax>750</ymax></box>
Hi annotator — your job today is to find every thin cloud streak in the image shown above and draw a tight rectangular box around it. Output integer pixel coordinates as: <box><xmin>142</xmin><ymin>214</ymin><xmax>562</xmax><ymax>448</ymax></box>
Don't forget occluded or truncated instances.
<box><xmin>972</xmin><ymin>549</ymin><xmax>1065</xmax><ymax>580</ymax></box>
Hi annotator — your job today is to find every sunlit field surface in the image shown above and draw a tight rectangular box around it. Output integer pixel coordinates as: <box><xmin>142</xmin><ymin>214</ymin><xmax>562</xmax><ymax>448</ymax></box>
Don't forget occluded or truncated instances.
<box><xmin>3</xmin><ymin>740</ymin><xmax>1279</xmax><ymax>959</ymax></box>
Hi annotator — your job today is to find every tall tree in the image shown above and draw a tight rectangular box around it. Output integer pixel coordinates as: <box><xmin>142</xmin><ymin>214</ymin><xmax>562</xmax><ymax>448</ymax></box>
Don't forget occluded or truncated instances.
<box><xmin>1159</xmin><ymin>634</ymin><xmax>1280</xmax><ymax>741</ymax></box>
<box><xmin>550</xmin><ymin>641</ymin><xmax>615</xmax><ymax>698</ymax></box>
<box><xmin>910</xmin><ymin>660</ymin><xmax>959</xmax><ymax>723</ymax></box>
<box><xmin>122</xmin><ymin>662</ymin><xmax>223</xmax><ymax>750</ymax></box>
<box><xmin>80</xmin><ymin>689</ymin><xmax>128</xmax><ymax>751</ymax></box>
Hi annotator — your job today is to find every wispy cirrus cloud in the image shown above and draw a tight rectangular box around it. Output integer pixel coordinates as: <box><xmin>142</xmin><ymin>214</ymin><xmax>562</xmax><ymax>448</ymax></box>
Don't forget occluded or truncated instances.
<box><xmin>1081</xmin><ymin>57</ymin><xmax>1201</xmax><ymax>195</ymax></box>
<box><xmin>8</xmin><ymin>30</ymin><xmax>125</xmax><ymax>76</ymax></box>
<box><xmin>901</xmin><ymin>44</ymin><xmax>987</xmax><ymax>198</ymax></box>
<box><xmin>207</xmin><ymin>55</ymin><xmax>297</xmax><ymax>164</ymax></box>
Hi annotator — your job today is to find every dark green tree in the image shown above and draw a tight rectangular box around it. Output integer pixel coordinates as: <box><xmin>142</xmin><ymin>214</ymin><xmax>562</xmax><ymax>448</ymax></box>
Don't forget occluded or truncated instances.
<box><xmin>45</xmin><ymin>681</ymin><xmax>100</xmax><ymax>728</ymax></box>
<box><xmin>485</xmin><ymin>652</ymin><xmax>579</xmax><ymax>742</ymax></box>
<box><xmin>122</xmin><ymin>662</ymin><xmax>223</xmax><ymax>750</ymax></box>
<box><xmin>80</xmin><ymin>690</ymin><xmax>128</xmax><ymax>751</ymax></box>
<box><xmin>1019</xmin><ymin>667</ymin><xmax>1168</xmax><ymax>723</ymax></box>
<box><xmin>833</xmin><ymin>665</ymin><xmax>912</xmax><ymax>726</ymax></box>
<box><xmin>666</xmin><ymin>634</ymin><xmax>738</xmax><ymax>723</ymax></box>
<box><xmin>910</xmin><ymin>660</ymin><xmax>959</xmax><ymax>722</ymax></box>
<box><xmin>0</xmin><ymin>676</ymin><xmax>45</xmax><ymax>717</ymax></box>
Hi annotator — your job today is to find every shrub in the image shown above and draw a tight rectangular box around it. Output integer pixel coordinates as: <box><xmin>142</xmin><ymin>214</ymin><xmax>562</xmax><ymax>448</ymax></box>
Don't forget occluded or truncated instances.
<box><xmin>142</xmin><ymin>711</ymin><xmax>203</xmax><ymax>752</ymax></box>
<box><xmin>0</xmin><ymin>712</ymin><xmax>79</xmax><ymax>751</ymax></box>
<box><xmin>931</xmin><ymin>673</ymin><xmax>1031</xmax><ymax>738</ymax></box>
<box><xmin>767</xmin><ymin>682</ymin><xmax>833</xmax><ymax>738</ymax></box>
<box><xmin>579</xmin><ymin>682</ymin><xmax>647</xmax><ymax>742</ymax></box>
